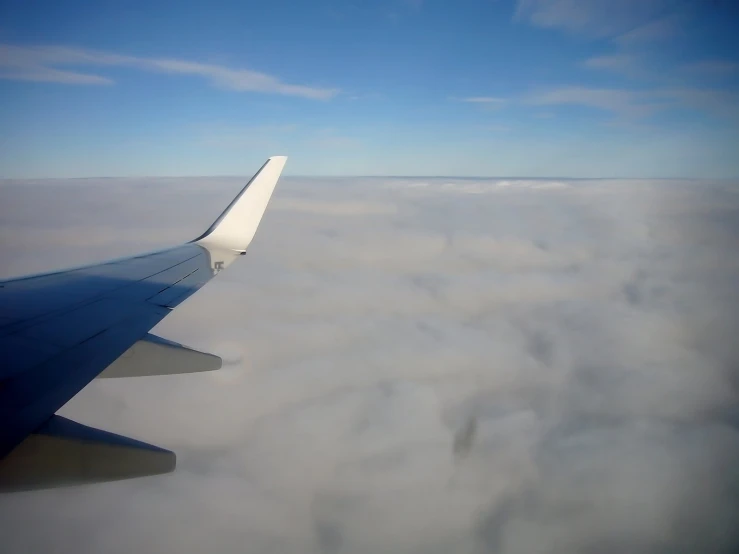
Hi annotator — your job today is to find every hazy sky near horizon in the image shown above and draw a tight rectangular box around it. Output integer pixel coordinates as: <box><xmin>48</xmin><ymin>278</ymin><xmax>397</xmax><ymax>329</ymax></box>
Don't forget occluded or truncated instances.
<box><xmin>1</xmin><ymin>0</ymin><xmax>739</xmax><ymax>178</ymax></box>
<box><xmin>1</xmin><ymin>174</ymin><xmax>739</xmax><ymax>553</ymax></box>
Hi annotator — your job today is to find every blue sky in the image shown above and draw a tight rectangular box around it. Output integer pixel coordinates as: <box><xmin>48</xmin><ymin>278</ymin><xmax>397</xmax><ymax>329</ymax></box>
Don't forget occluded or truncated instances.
<box><xmin>1</xmin><ymin>0</ymin><xmax>738</xmax><ymax>178</ymax></box>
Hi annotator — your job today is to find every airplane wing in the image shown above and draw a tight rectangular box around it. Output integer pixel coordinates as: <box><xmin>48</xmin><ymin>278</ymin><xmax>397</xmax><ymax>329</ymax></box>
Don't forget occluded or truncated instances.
<box><xmin>0</xmin><ymin>156</ymin><xmax>287</xmax><ymax>492</ymax></box>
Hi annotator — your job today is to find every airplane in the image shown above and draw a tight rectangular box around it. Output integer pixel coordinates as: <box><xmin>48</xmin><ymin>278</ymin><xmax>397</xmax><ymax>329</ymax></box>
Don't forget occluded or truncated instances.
<box><xmin>0</xmin><ymin>156</ymin><xmax>288</xmax><ymax>492</ymax></box>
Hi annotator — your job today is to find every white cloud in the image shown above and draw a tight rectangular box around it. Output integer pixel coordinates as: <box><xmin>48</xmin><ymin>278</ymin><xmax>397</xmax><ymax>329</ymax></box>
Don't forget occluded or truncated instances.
<box><xmin>522</xmin><ymin>85</ymin><xmax>739</xmax><ymax>122</ymax></box>
<box><xmin>464</xmin><ymin>83</ymin><xmax>739</xmax><ymax>120</ymax></box>
<box><xmin>582</xmin><ymin>54</ymin><xmax>641</xmax><ymax>76</ymax></box>
<box><xmin>684</xmin><ymin>60</ymin><xmax>739</xmax><ymax>77</ymax></box>
<box><xmin>514</xmin><ymin>0</ymin><xmax>669</xmax><ymax>38</ymax></box>
<box><xmin>0</xmin><ymin>44</ymin><xmax>339</xmax><ymax>99</ymax></box>
<box><xmin>456</xmin><ymin>97</ymin><xmax>508</xmax><ymax>112</ymax></box>
<box><xmin>659</xmin><ymin>87</ymin><xmax>739</xmax><ymax>122</ymax></box>
<box><xmin>453</xmin><ymin>82</ymin><xmax>739</xmax><ymax>123</ymax></box>
<box><xmin>614</xmin><ymin>13</ymin><xmax>683</xmax><ymax>46</ymax></box>
<box><xmin>459</xmin><ymin>96</ymin><xmax>506</xmax><ymax>104</ymax></box>
<box><xmin>525</xmin><ymin>86</ymin><xmax>658</xmax><ymax>118</ymax></box>
<box><xmin>1</xmin><ymin>174</ymin><xmax>739</xmax><ymax>554</ymax></box>
<box><xmin>0</xmin><ymin>67</ymin><xmax>113</xmax><ymax>85</ymax></box>
<box><xmin>582</xmin><ymin>52</ymin><xmax>668</xmax><ymax>81</ymax></box>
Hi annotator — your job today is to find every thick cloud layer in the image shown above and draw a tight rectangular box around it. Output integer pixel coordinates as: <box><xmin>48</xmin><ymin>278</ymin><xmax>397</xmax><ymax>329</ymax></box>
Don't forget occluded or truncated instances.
<box><xmin>1</xmin><ymin>175</ymin><xmax>738</xmax><ymax>553</ymax></box>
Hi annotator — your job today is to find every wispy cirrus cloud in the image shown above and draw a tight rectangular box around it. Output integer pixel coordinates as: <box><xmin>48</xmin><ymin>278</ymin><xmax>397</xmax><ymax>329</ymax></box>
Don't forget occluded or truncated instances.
<box><xmin>662</xmin><ymin>87</ymin><xmax>739</xmax><ymax>121</ymax></box>
<box><xmin>524</xmin><ymin>85</ymin><xmax>739</xmax><ymax>122</ymax></box>
<box><xmin>514</xmin><ymin>0</ymin><xmax>670</xmax><ymax>38</ymax></box>
<box><xmin>0</xmin><ymin>45</ymin><xmax>116</xmax><ymax>85</ymax></box>
<box><xmin>459</xmin><ymin>83</ymin><xmax>739</xmax><ymax>123</ymax></box>
<box><xmin>614</xmin><ymin>13</ymin><xmax>683</xmax><ymax>46</ymax></box>
<box><xmin>582</xmin><ymin>54</ymin><xmax>643</xmax><ymax>76</ymax></box>
<box><xmin>524</xmin><ymin>86</ymin><xmax>660</xmax><ymax>118</ymax></box>
<box><xmin>683</xmin><ymin>60</ymin><xmax>739</xmax><ymax>77</ymax></box>
<box><xmin>0</xmin><ymin>66</ymin><xmax>114</xmax><ymax>85</ymax></box>
<box><xmin>0</xmin><ymin>44</ymin><xmax>339</xmax><ymax>100</ymax></box>
<box><xmin>459</xmin><ymin>96</ymin><xmax>506</xmax><ymax>104</ymax></box>
<box><xmin>454</xmin><ymin>97</ymin><xmax>508</xmax><ymax>112</ymax></box>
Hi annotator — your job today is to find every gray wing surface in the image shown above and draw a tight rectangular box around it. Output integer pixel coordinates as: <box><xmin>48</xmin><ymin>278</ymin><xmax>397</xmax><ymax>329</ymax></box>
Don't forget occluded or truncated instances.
<box><xmin>0</xmin><ymin>156</ymin><xmax>287</xmax><ymax>491</ymax></box>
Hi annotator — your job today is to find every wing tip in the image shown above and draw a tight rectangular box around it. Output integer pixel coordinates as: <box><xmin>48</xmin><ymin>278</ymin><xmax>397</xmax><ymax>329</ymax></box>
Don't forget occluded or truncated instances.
<box><xmin>267</xmin><ymin>155</ymin><xmax>288</xmax><ymax>171</ymax></box>
<box><xmin>192</xmin><ymin>156</ymin><xmax>287</xmax><ymax>250</ymax></box>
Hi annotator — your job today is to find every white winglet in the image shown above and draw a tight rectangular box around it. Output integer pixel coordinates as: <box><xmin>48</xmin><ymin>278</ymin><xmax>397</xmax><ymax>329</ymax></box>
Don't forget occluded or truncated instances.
<box><xmin>193</xmin><ymin>156</ymin><xmax>287</xmax><ymax>252</ymax></box>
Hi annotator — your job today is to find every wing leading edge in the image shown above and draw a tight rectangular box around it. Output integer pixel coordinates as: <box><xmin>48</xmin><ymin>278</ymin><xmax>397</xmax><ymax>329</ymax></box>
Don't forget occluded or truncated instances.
<box><xmin>0</xmin><ymin>156</ymin><xmax>287</xmax><ymax>490</ymax></box>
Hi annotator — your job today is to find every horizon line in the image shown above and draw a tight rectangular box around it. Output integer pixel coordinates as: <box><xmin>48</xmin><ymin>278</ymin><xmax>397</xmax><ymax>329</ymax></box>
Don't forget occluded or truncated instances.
<box><xmin>1</xmin><ymin>174</ymin><xmax>737</xmax><ymax>181</ymax></box>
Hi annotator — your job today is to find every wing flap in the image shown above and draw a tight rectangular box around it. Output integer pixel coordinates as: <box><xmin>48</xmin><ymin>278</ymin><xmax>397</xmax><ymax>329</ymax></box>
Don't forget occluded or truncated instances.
<box><xmin>0</xmin><ymin>415</ymin><xmax>175</xmax><ymax>492</ymax></box>
<box><xmin>97</xmin><ymin>333</ymin><xmax>222</xmax><ymax>378</ymax></box>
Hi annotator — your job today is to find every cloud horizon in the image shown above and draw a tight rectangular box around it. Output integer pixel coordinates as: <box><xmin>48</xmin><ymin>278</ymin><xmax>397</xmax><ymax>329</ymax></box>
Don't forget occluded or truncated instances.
<box><xmin>1</xmin><ymin>174</ymin><xmax>738</xmax><ymax>553</ymax></box>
